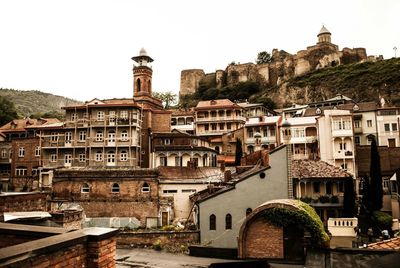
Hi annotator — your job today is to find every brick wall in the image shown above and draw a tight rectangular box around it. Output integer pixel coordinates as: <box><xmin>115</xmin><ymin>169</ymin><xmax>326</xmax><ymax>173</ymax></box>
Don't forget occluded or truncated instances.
<box><xmin>244</xmin><ymin>218</ymin><xmax>283</xmax><ymax>259</ymax></box>
<box><xmin>0</xmin><ymin>223</ymin><xmax>118</xmax><ymax>268</ymax></box>
<box><xmin>0</xmin><ymin>192</ymin><xmax>48</xmax><ymax>213</ymax></box>
<box><xmin>11</xmin><ymin>137</ymin><xmax>40</xmax><ymax>190</ymax></box>
<box><xmin>87</xmin><ymin>238</ymin><xmax>116</xmax><ymax>267</ymax></box>
<box><xmin>116</xmin><ymin>230</ymin><xmax>199</xmax><ymax>248</ymax></box>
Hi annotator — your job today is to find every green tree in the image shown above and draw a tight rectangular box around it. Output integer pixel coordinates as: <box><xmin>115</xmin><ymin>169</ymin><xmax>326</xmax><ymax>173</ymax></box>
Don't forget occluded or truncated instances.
<box><xmin>152</xmin><ymin>91</ymin><xmax>177</xmax><ymax>108</ymax></box>
<box><xmin>0</xmin><ymin>96</ymin><xmax>19</xmax><ymax>126</ymax></box>
<box><xmin>343</xmin><ymin>178</ymin><xmax>356</xmax><ymax>217</ymax></box>
<box><xmin>369</xmin><ymin>138</ymin><xmax>383</xmax><ymax>211</ymax></box>
<box><xmin>234</xmin><ymin>138</ymin><xmax>243</xmax><ymax>166</ymax></box>
<box><xmin>256</xmin><ymin>51</ymin><xmax>272</xmax><ymax>64</ymax></box>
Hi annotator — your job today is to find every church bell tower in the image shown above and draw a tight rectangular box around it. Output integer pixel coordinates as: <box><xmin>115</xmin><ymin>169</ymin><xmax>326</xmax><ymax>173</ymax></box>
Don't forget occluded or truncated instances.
<box><xmin>132</xmin><ymin>48</ymin><xmax>153</xmax><ymax>97</ymax></box>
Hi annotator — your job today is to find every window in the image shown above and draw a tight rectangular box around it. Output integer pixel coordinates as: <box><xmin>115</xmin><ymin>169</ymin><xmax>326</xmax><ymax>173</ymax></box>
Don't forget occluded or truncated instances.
<box><xmin>121</xmin><ymin>130</ymin><xmax>128</xmax><ymax>141</ymax></box>
<box><xmin>82</xmin><ymin>183</ymin><xmax>90</xmax><ymax>193</ymax></box>
<box><xmin>163</xmin><ymin>139</ymin><xmax>171</xmax><ymax>145</ymax></box>
<box><xmin>18</xmin><ymin>147</ymin><xmax>25</xmax><ymax>157</ymax></box>
<box><xmin>270</xmin><ymin>127</ymin><xmax>276</xmax><ymax>136</ymax></box>
<box><xmin>211</xmin><ymin>124</ymin><xmax>217</xmax><ymax>131</ymax></box>
<box><xmin>182</xmin><ymin>189</ymin><xmax>196</xmax><ymax>193</ymax></box>
<box><xmin>160</xmin><ymin>156</ymin><xmax>167</xmax><ymax>166</ymax></box>
<box><xmin>354</xmin><ymin>136</ymin><xmax>360</xmax><ymax>145</ymax></box>
<box><xmin>95</xmin><ymin>131</ymin><xmax>103</xmax><ymax>141</ymax></box>
<box><xmin>338</xmin><ymin>182</ymin><xmax>344</xmax><ymax>193</ymax></box>
<box><xmin>120</xmin><ymin>110</ymin><xmax>128</xmax><ymax>120</ymax></box>
<box><xmin>32</xmin><ymin>168</ymin><xmax>38</xmax><ymax>176</ymax></box>
<box><xmin>341</xmin><ymin>163</ymin><xmax>348</xmax><ymax>170</ymax></box>
<box><xmin>339</xmin><ymin>142</ymin><xmax>347</xmax><ymax>151</ymax></box>
<box><xmin>388</xmin><ymin>138</ymin><xmax>396</xmax><ymax>148</ymax></box>
<box><xmin>65</xmin><ymin>132</ymin><xmax>72</xmax><ymax>143</ymax></box>
<box><xmin>97</xmin><ymin>111</ymin><xmax>104</xmax><ymax>121</ymax></box>
<box><xmin>95</xmin><ymin>151</ymin><xmax>103</xmax><ymax>162</ymax></box>
<box><xmin>1</xmin><ymin>149</ymin><xmax>7</xmax><ymax>158</ymax></box>
<box><xmin>227</xmin><ymin>123</ymin><xmax>231</xmax><ymax>130</ymax></box>
<box><xmin>79</xmin><ymin>153</ymin><xmax>86</xmax><ymax>162</ymax></box>
<box><xmin>15</xmin><ymin>167</ymin><xmax>27</xmax><ymax>176</ymax></box>
<box><xmin>64</xmin><ymin>154</ymin><xmax>72</xmax><ymax>164</ymax></box>
<box><xmin>354</xmin><ymin>120</ymin><xmax>361</xmax><ymax>128</ymax></box>
<box><xmin>204</xmin><ymin>125</ymin><xmax>209</xmax><ymax>131</ymax></box>
<box><xmin>107</xmin><ymin>151</ymin><xmax>115</xmax><ymax>164</ymax></box>
<box><xmin>163</xmin><ymin>189</ymin><xmax>177</xmax><ymax>194</ymax></box>
<box><xmin>175</xmin><ymin>156</ymin><xmax>181</xmax><ymax>166</ymax></box>
<box><xmin>209</xmin><ymin>214</ymin><xmax>216</xmax><ymax>230</ymax></box>
<box><xmin>142</xmin><ymin>182</ymin><xmax>150</xmax><ymax>192</ymax></box>
<box><xmin>392</xmin><ymin>123</ymin><xmax>398</xmax><ymax>131</ymax></box>
<box><xmin>384</xmin><ymin>123</ymin><xmax>390</xmax><ymax>132</ymax></box>
<box><xmin>71</xmin><ymin>113</ymin><xmax>77</xmax><ymax>121</ymax></box>
<box><xmin>50</xmin><ymin>154</ymin><xmax>57</xmax><ymax>162</ymax></box>
<box><xmin>227</xmin><ymin>145</ymin><xmax>232</xmax><ymax>153</ymax></box>
<box><xmin>111</xmin><ymin>183</ymin><xmax>120</xmax><ymax>193</ymax></box>
<box><xmin>109</xmin><ymin>111</ymin><xmax>116</xmax><ymax>123</ymax></box>
<box><xmin>326</xmin><ymin>182</ymin><xmax>332</xmax><ymax>195</ymax></box>
<box><xmin>248</xmin><ymin>129</ymin><xmax>254</xmax><ymax>138</ymax></box>
<box><xmin>225</xmin><ymin>214</ymin><xmax>232</xmax><ymax>230</ymax></box>
<box><xmin>120</xmin><ymin>150</ymin><xmax>128</xmax><ymax>161</ymax></box>
<box><xmin>367</xmin><ymin>120</ymin><xmax>372</xmax><ymax>127</ymax></box>
<box><xmin>211</xmin><ymin>111</ymin><xmax>216</xmax><ymax>118</ymax></box>
<box><xmin>246</xmin><ymin>208</ymin><xmax>253</xmax><ymax>216</ymax></box>
<box><xmin>219</xmin><ymin>123</ymin><xmax>224</xmax><ymax>130</ymax></box>
<box><xmin>79</xmin><ymin>131</ymin><xmax>86</xmax><ymax>142</ymax></box>
<box><xmin>313</xmin><ymin>182</ymin><xmax>320</xmax><ymax>193</ymax></box>
<box><xmin>51</xmin><ymin>132</ymin><xmax>58</xmax><ymax>142</ymax></box>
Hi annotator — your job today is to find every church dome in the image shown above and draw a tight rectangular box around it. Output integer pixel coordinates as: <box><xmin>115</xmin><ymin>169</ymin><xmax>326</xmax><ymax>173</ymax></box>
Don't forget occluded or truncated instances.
<box><xmin>318</xmin><ymin>25</ymin><xmax>331</xmax><ymax>36</ymax></box>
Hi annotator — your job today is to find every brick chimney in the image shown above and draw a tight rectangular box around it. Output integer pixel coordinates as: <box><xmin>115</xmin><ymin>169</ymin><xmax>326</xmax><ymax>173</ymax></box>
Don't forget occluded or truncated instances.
<box><xmin>261</xmin><ymin>149</ymin><xmax>269</xmax><ymax>166</ymax></box>
<box><xmin>224</xmin><ymin>170</ymin><xmax>232</xmax><ymax>182</ymax></box>
<box><xmin>220</xmin><ymin>161</ymin><xmax>226</xmax><ymax>172</ymax></box>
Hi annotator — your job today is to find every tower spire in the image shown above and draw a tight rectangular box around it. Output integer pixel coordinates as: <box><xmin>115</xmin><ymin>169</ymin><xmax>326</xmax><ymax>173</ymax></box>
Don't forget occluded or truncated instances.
<box><xmin>132</xmin><ymin>48</ymin><xmax>154</xmax><ymax>97</ymax></box>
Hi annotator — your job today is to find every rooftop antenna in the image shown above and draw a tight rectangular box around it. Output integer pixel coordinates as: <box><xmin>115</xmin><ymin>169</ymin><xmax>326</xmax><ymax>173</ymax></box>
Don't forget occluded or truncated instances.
<box><xmin>394</xmin><ymin>46</ymin><xmax>397</xmax><ymax>58</ymax></box>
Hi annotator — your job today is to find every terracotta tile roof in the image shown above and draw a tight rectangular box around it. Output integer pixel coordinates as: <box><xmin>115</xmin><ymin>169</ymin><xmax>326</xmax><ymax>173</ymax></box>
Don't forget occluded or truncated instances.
<box><xmin>0</xmin><ymin>118</ymin><xmax>38</xmax><ymax>130</ymax></box>
<box><xmin>195</xmin><ymin>99</ymin><xmax>241</xmax><ymax>109</ymax></box>
<box><xmin>170</xmin><ymin>108</ymin><xmax>195</xmax><ymax>116</ymax></box>
<box><xmin>291</xmin><ymin>160</ymin><xmax>351</xmax><ymax>179</ymax></box>
<box><xmin>157</xmin><ymin>166</ymin><xmax>225</xmax><ymax>181</ymax></box>
<box><xmin>217</xmin><ymin>155</ymin><xmax>235</xmax><ymax>164</ymax></box>
<box><xmin>367</xmin><ymin>237</ymin><xmax>400</xmax><ymax>250</ymax></box>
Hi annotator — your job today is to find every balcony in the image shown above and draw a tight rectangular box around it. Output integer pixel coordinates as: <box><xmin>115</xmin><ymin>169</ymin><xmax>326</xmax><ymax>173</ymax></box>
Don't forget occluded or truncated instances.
<box><xmin>196</xmin><ymin>116</ymin><xmax>246</xmax><ymax>123</ymax></box>
<box><xmin>332</xmin><ymin>129</ymin><xmax>353</xmax><ymax>137</ymax></box>
<box><xmin>354</xmin><ymin>127</ymin><xmax>363</xmax><ymax>134</ymax></box>
<box><xmin>333</xmin><ymin>150</ymin><xmax>354</xmax><ymax>159</ymax></box>
<box><xmin>300</xmin><ymin>195</ymin><xmax>344</xmax><ymax>207</ymax></box>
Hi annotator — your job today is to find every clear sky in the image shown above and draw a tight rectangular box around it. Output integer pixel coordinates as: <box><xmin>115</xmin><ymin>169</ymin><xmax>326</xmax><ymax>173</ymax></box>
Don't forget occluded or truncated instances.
<box><xmin>0</xmin><ymin>0</ymin><xmax>399</xmax><ymax>102</ymax></box>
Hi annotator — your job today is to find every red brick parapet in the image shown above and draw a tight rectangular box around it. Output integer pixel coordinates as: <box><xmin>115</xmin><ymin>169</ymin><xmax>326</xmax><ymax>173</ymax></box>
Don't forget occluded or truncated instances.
<box><xmin>0</xmin><ymin>223</ymin><xmax>118</xmax><ymax>268</ymax></box>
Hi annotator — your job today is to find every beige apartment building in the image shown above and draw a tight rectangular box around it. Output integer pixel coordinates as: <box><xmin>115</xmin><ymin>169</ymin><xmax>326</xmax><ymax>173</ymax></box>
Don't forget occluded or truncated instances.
<box><xmin>39</xmin><ymin>98</ymin><xmax>142</xmax><ymax>169</ymax></box>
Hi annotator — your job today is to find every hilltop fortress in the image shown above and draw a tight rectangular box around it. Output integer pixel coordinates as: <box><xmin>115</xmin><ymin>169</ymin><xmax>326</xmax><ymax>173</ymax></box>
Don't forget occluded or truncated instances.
<box><xmin>180</xmin><ymin>26</ymin><xmax>379</xmax><ymax>96</ymax></box>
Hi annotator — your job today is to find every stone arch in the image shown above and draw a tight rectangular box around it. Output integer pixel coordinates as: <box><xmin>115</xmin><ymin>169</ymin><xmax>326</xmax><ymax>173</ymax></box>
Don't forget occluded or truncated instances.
<box><xmin>238</xmin><ymin>199</ymin><xmax>327</xmax><ymax>260</ymax></box>
<box><xmin>136</xmin><ymin>78</ymin><xmax>141</xmax><ymax>92</ymax></box>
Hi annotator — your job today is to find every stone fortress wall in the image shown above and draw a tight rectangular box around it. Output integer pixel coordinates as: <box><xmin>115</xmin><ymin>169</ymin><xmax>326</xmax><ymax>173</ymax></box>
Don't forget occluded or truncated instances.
<box><xmin>180</xmin><ymin>26</ymin><xmax>377</xmax><ymax>96</ymax></box>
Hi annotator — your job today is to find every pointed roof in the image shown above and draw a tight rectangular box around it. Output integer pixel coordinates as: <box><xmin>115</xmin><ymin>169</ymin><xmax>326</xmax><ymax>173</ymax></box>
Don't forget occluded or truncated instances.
<box><xmin>318</xmin><ymin>25</ymin><xmax>331</xmax><ymax>36</ymax></box>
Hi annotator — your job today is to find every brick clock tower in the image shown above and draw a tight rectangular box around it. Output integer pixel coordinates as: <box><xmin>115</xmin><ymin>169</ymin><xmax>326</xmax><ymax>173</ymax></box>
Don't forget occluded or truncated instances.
<box><xmin>132</xmin><ymin>48</ymin><xmax>153</xmax><ymax>97</ymax></box>
<box><xmin>131</xmin><ymin>48</ymin><xmax>171</xmax><ymax>168</ymax></box>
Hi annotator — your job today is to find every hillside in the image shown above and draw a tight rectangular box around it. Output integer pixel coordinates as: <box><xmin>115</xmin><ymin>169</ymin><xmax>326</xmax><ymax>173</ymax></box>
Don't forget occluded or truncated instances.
<box><xmin>0</xmin><ymin>88</ymin><xmax>82</xmax><ymax>119</ymax></box>
<box><xmin>265</xmin><ymin>57</ymin><xmax>400</xmax><ymax>107</ymax></box>
<box><xmin>180</xmin><ymin>58</ymin><xmax>400</xmax><ymax>108</ymax></box>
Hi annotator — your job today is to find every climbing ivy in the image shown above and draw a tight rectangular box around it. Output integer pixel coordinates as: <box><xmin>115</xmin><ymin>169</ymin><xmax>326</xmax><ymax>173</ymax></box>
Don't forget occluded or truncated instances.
<box><xmin>260</xmin><ymin>201</ymin><xmax>329</xmax><ymax>247</ymax></box>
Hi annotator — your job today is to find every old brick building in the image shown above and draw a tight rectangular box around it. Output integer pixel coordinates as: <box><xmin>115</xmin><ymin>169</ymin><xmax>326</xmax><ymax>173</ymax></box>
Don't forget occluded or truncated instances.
<box><xmin>51</xmin><ymin>168</ymin><xmax>160</xmax><ymax>227</ymax></box>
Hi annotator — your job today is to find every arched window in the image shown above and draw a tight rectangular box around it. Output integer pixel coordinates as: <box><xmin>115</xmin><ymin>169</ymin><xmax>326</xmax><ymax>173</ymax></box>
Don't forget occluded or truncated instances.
<box><xmin>142</xmin><ymin>182</ymin><xmax>150</xmax><ymax>192</ymax></box>
<box><xmin>81</xmin><ymin>183</ymin><xmax>90</xmax><ymax>193</ymax></box>
<box><xmin>120</xmin><ymin>150</ymin><xmax>128</xmax><ymax>161</ymax></box>
<box><xmin>225</xmin><ymin>214</ymin><xmax>232</xmax><ymax>230</ymax></box>
<box><xmin>136</xmin><ymin>78</ymin><xmax>141</xmax><ymax>92</ymax></box>
<box><xmin>246</xmin><ymin>208</ymin><xmax>253</xmax><ymax>216</ymax></box>
<box><xmin>209</xmin><ymin>214</ymin><xmax>216</xmax><ymax>230</ymax></box>
<box><xmin>121</xmin><ymin>130</ymin><xmax>128</xmax><ymax>141</ymax></box>
<box><xmin>148</xmin><ymin>80</ymin><xmax>151</xmax><ymax>93</ymax></box>
<box><xmin>111</xmin><ymin>183</ymin><xmax>120</xmax><ymax>193</ymax></box>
